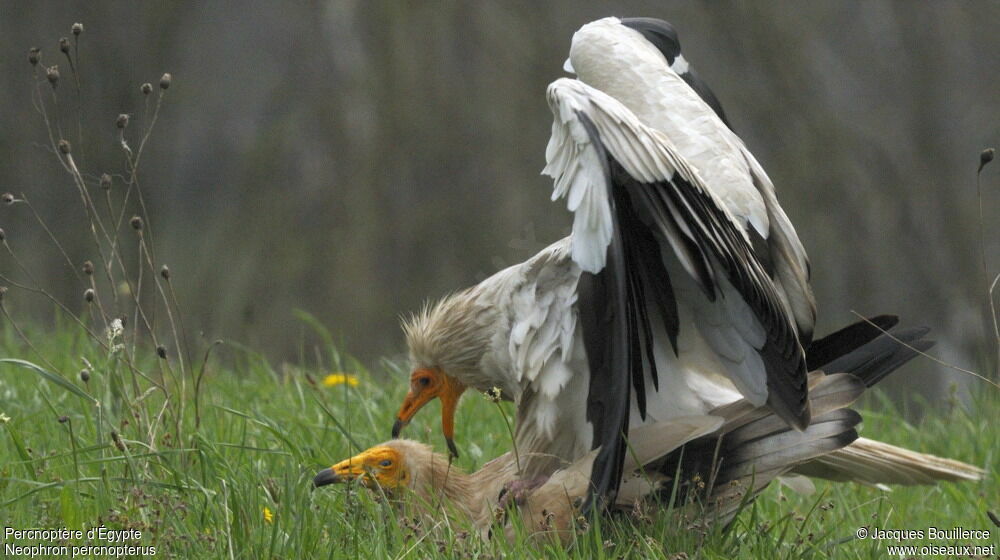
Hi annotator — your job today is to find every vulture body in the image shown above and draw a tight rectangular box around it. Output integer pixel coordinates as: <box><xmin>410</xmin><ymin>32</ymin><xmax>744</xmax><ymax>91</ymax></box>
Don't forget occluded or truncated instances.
<box><xmin>394</xmin><ymin>18</ymin><xmax>819</xmax><ymax>506</ymax></box>
<box><xmin>322</xmin><ymin>326</ymin><xmax>984</xmax><ymax>544</ymax></box>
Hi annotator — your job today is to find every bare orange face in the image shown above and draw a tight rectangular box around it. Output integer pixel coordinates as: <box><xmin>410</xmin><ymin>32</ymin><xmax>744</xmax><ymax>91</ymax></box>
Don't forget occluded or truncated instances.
<box><xmin>313</xmin><ymin>446</ymin><xmax>408</xmax><ymax>490</ymax></box>
<box><xmin>391</xmin><ymin>367</ymin><xmax>466</xmax><ymax>457</ymax></box>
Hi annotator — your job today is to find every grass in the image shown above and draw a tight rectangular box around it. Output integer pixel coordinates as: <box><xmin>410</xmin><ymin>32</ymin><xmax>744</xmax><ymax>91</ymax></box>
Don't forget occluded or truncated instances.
<box><xmin>0</xmin><ymin>320</ymin><xmax>996</xmax><ymax>559</ymax></box>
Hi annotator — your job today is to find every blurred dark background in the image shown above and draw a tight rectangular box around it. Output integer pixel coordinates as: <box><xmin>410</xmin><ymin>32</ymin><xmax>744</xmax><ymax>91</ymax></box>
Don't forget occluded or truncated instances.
<box><xmin>1</xmin><ymin>2</ymin><xmax>997</xmax><ymax>399</ymax></box>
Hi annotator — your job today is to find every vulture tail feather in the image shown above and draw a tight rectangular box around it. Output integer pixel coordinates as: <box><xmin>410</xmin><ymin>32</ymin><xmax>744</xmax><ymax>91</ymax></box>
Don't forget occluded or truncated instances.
<box><xmin>790</xmin><ymin>437</ymin><xmax>985</xmax><ymax>486</ymax></box>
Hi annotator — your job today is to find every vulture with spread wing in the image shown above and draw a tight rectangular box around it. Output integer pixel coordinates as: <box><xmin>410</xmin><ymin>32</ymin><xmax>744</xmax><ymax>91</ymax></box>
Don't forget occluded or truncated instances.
<box><xmin>393</xmin><ymin>18</ymin><xmax>815</xmax><ymax>506</ymax></box>
<box><xmin>393</xmin><ymin>18</ymin><xmax>815</xmax><ymax>508</ymax></box>
<box><xmin>392</xmin><ymin>16</ymin><xmax>817</xmax><ymax>506</ymax></box>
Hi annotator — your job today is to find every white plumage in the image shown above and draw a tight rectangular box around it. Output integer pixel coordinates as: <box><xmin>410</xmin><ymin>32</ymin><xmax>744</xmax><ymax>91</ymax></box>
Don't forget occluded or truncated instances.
<box><xmin>569</xmin><ymin>19</ymin><xmax>770</xmax><ymax>234</ymax></box>
<box><xmin>397</xmin><ymin>15</ymin><xmax>816</xmax><ymax>498</ymax></box>
<box><xmin>371</xmin><ymin>16</ymin><xmax>990</xmax><ymax>529</ymax></box>
<box><xmin>567</xmin><ymin>18</ymin><xmax>814</xmax><ymax>337</ymax></box>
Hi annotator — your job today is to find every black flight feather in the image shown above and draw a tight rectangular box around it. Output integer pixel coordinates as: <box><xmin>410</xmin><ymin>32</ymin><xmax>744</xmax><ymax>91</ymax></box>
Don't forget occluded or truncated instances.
<box><xmin>575</xmin><ymin>112</ymin><xmax>634</xmax><ymax>511</ymax></box>
<box><xmin>819</xmin><ymin>326</ymin><xmax>933</xmax><ymax>388</ymax></box>
<box><xmin>805</xmin><ymin>315</ymin><xmax>899</xmax><ymax>371</ymax></box>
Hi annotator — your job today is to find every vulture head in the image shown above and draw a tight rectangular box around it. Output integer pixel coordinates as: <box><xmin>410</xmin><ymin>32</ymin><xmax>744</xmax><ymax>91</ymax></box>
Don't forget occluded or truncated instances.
<box><xmin>313</xmin><ymin>439</ymin><xmax>461</xmax><ymax>495</ymax></box>
<box><xmin>314</xmin><ymin>439</ymin><xmax>493</xmax><ymax>527</ymax></box>
<box><xmin>313</xmin><ymin>443</ymin><xmax>410</xmax><ymax>491</ymax></box>
<box><xmin>393</xmin><ymin>288</ymin><xmax>502</xmax><ymax>457</ymax></box>
<box><xmin>392</xmin><ymin>367</ymin><xmax>467</xmax><ymax>458</ymax></box>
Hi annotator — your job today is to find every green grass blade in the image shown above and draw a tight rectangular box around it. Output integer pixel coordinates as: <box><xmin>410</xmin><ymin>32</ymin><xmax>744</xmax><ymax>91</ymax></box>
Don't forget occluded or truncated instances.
<box><xmin>0</xmin><ymin>358</ymin><xmax>97</xmax><ymax>404</ymax></box>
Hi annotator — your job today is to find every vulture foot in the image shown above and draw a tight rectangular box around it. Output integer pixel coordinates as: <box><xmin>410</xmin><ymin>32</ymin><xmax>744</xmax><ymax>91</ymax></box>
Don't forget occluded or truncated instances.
<box><xmin>497</xmin><ymin>476</ymin><xmax>549</xmax><ymax>509</ymax></box>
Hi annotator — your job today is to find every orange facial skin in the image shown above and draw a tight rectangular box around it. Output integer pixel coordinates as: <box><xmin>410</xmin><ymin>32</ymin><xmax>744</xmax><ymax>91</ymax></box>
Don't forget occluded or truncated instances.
<box><xmin>391</xmin><ymin>367</ymin><xmax>466</xmax><ymax>457</ymax></box>
<box><xmin>312</xmin><ymin>446</ymin><xmax>408</xmax><ymax>490</ymax></box>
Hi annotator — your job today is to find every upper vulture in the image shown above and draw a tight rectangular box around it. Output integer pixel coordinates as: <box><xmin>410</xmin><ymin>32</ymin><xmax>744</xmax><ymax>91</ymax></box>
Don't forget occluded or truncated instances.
<box><xmin>393</xmin><ymin>16</ymin><xmax>816</xmax><ymax>506</ymax></box>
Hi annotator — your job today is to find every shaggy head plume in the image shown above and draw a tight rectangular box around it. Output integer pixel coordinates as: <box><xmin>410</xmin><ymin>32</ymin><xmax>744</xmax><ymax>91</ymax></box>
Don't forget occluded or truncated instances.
<box><xmin>402</xmin><ymin>287</ymin><xmax>499</xmax><ymax>380</ymax></box>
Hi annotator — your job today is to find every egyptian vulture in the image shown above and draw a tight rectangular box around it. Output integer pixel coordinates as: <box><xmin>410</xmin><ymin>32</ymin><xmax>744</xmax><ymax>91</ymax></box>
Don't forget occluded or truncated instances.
<box><xmin>316</xmin><ymin>417</ymin><xmax>721</xmax><ymax>544</ymax></box>
<box><xmin>321</xmin><ymin>330</ymin><xmax>983</xmax><ymax>544</ymax></box>
<box><xmin>392</xmin><ymin>16</ymin><xmax>816</xmax><ymax>505</ymax></box>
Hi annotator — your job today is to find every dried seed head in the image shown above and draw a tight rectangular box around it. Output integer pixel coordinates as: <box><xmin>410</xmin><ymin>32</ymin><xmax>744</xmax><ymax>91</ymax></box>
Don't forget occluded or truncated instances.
<box><xmin>80</xmin><ymin>369</ymin><xmax>90</xmax><ymax>383</ymax></box>
<box><xmin>58</xmin><ymin>139</ymin><xmax>71</xmax><ymax>154</ymax></box>
<box><xmin>72</xmin><ymin>23</ymin><xmax>84</xmax><ymax>36</ymax></box>
<box><xmin>160</xmin><ymin>265</ymin><xmax>170</xmax><ymax>280</ymax></box>
<box><xmin>0</xmin><ymin>229</ymin><xmax>5</xmax><ymax>241</ymax></box>
<box><xmin>116</xmin><ymin>114</ymin><xmax>129</xmax><ymax>129</ymax></box>
<box><xmin>980</xmin><ymin>148</ymin><xmax>996</xmax><ymax>173</ymax></box>
<box><xmin>84</xmin><ymin>288</ymin><xmax>95</xmax><ymax>303</ymax></box>
<box><xmin>159</xmin><ymin>73</ymin><xmax>172</xmax><ymax>90</ymax></box>
<box><xmin>100</xmin><ymin>173</ymin><xmax>112</xmax><ymax>190</ymax></box>
<box><xmin>0</xmin><ymin>286</ymin><xmax>7</xmax><ymax>302</ymax></box>
<box><xmin>46</xmin><ymin>65</ymin><xmax>59</xmax><ymax>87</ymax></box>
<box><xmin>2</xmin><ymin>193</ymin><xmax>14</xmax><ymax>205</ymax></box>
<box><xmin>58</xmin><ymin>415</ymin><xmax>69</xmax><ymax>424</ymax></box>
<box><xmin>130</xmin><ymin>216</ymin><xmax>143</xmax><ymax>230</ymax></box>
<box><xmin>111</xmin><ymin>430</ymin><xmax>126</xmax><ymax>451</ymax></box>
<box><xmin>141</xmin><ymin>82</ymin><xmax>152</xmax><ymax>95</ymax></box>
<box><xmin>82</xmin><ymin>260</ymin><xmax>94</xmax><ymax>275</ymax></box>
<box><xmin>156</xmin><ymin>345</ymin><xmax>167</xmax><ymax>359</ymax></box>
<box><xmin>59</xmin><ymin>37</ymin><xmax>70</xmax><ymax>54</ymax></box>
<box><xmin>28</xmin><ymin>47</ymin><xmax>41</xmax><ymax>66</ymax></box>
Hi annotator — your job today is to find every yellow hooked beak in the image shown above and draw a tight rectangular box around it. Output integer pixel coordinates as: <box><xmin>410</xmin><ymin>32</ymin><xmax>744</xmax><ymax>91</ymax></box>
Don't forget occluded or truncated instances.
<box><xmin>391</xmin><ymin>367</ymin><xmax>466</xmax><ymax>458</ymax></box>
<box><xmin>313</xmin><ymin>446</ymin><xmax>407</xmax><ymax>490</ymax></box>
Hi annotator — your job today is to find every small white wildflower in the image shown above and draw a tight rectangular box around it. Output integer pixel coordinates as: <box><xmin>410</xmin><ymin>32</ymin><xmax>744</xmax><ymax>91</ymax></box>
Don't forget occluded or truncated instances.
<box><xmin>484</xmin><ymin>386</ymin><xmax>502</xmax><ymax>403</ymax></box>
<box><xmin>108</xmin><ymin>318</ymin><xmax>123</xmax><ymax>343</ymax></box>
<box><xmin>0</xmin><ymin>412</ymin><xmax>10</xmax><ymax>423</ymax></box>
<box><xmin>467</xmin><ymin>442</ymin><xmax>484</xmax><ymax>460</ymax></box>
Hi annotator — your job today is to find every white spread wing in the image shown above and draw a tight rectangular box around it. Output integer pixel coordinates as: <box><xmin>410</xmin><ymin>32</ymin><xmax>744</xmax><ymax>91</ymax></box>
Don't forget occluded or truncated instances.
<box><xmin>542</xmin><ymin>77</ymin><xmax>809</xmax><ymax>429</ymax></box>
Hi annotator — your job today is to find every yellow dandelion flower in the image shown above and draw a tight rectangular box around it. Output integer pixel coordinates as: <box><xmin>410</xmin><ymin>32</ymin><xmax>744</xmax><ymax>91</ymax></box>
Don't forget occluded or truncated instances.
<box><xmin>323</xmin><ymin>373</ymin><xmax>360</xmax><ymax>387</ymax></box>
<box><xmin>263</xmin><ymin>506</ymin><xmax>274</xmax><ymax>524</ymax></box>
